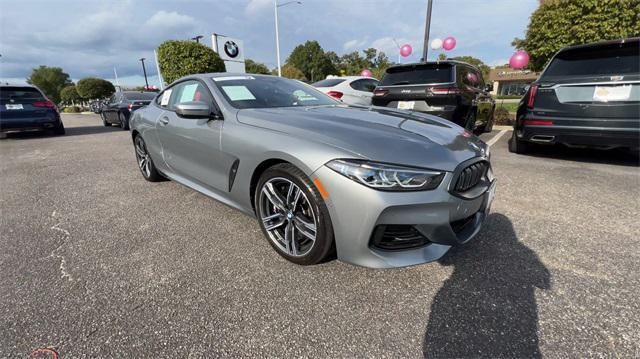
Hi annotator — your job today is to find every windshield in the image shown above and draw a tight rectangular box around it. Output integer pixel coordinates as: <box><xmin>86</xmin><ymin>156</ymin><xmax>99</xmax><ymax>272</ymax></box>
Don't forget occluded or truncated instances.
<box><xmin>124</xmin><ymin>92</ymin><xmax>156</xmax><ymax>101</ymax></box>
<box><xmin>541</xmin><ymin>41</ymin><xmax>640</xmax><ymax>79</ymax></box>
<box><xmin>380</xmin><ymin>64</ymin><xmax>453</xmax><ymax>86</ymax></box>
<box><xmin>212</xmin><ymin>76</ymin><xmax>338</xmax><ymax>109</ymax></box>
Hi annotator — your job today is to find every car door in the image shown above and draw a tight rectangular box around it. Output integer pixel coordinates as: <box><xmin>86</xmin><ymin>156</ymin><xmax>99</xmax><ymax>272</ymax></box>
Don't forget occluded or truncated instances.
<box><xmin>155</xmin><ymin>79</ymin><xmax>227</xmax><ymax>192</ymax></box>
<box><xmin>103</xmin><ymin>94</ymin><xmax>116</xmax><ymax>121</ymax></box>
<box><xmin>471</xmin><ymin>69</ymin><xmax>493</xmax><ymax>127</ymax></box>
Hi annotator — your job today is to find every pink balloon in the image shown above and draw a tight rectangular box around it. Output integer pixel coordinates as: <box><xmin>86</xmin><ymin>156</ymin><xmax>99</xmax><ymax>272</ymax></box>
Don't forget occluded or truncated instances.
<box><xmin>400</xmin><ymin>44</ymin><xmax>413</xmax><ymax>57</ymax></box>
<box><xmin>361</xmin><ymin>69</ymin><xmax>373</xmax><ymax>77</ymax></box>
<box><xmin>509</xmin><ymin>50</ymin><xmax>530</xmax><ymax>69</ymax></box>
<box><xmin>466</xmin><ymin>72</ymin><xmax>478</xmax><ymax>84</ymax></box>
<box><xmin>442</xmin><ymin>36</ymin><xmax>456</xmax><ymax>51</ymax></box>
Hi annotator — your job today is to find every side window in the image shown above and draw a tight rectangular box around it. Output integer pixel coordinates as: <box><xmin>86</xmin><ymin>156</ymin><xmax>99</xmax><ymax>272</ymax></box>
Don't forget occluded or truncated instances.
<box><xmin>459</xmin><ymin>67</ymin><xmax>481</xmax><ymax>89</ymax></box>
<box><xmin>362</xmin><ymin>79</ymin><xmax>379</xmax><ymax>92</ymax></box>
<box><xmin>349</xmin><ymin>79</ymin><xmax>366</xmax><ymax>91</ymax></box>
<box><xmin>168</xmin><ymin>80</ymin><xmax>214</xmax><ymax>111</ymax></box>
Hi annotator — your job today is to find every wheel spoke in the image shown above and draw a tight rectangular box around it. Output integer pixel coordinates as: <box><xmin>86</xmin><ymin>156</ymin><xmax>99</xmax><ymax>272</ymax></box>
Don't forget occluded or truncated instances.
<box><xmin>144</xmin><ymin>158</ymin><xmax>151</xmax><ymax>176</ymax></box>
<box><xmin>262</xmin><ymin>182</ymin><xmax>287</xmax><ymax>212</ymax></box>
<box><xmin>135</xmin><ymin>146</ymin><xmax>145</xmax><ymax>157</ymax></box>
<box><xmin>285</xmin><ymin>222</ymin><xmax>297</xmax><ymax>255</ymax></box>
<box><xmin>263</xmin><ymin>213</ymin><xmax>286</xmax><ymax>231</ymax></box>
<box><xmin>293</xmin><ymin>216</ymin><xmax>316</xmax><ymax>241</ymax></box>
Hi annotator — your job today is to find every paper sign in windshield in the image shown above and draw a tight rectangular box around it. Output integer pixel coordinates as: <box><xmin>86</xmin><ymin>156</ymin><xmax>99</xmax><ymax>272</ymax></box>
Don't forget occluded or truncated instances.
<box><xmin>180</xmin><ymin>84</ymin><xmax>198</xmax><ymax>102</ymax></box>
<box><xmin>160</xmin><ymin>89</ymin><xmax>172</xmax><ymax>106</ymax></box>
<box><xmin>222</xmin><ymin>86</ymin><xmax>256</xmax><ymax>101</ymax></box>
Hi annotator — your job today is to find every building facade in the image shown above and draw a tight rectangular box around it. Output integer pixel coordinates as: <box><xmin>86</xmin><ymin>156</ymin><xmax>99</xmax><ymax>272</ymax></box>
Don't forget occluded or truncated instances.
<box><xmin>488</xmin><ymin>68</ymin><xmax>541</xmax><ymax>97</ymax></box>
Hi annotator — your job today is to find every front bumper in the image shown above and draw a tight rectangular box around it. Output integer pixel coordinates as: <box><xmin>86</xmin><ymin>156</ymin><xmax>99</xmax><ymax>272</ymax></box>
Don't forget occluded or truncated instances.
<box><xmin>313</xmin><ymin>164</ymin><xmax>496</xmax><ymax>268</ymax></box>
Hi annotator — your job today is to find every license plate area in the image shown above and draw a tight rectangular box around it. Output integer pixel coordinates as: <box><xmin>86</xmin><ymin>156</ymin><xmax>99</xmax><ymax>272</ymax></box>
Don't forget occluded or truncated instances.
<box><xmin>593</xmin><ymin>85</ymin><xmax>632</xmax><ymax>102</ymax></box>
<box><xmin>397</xmin><ymin>101</ymin><xmax>415</xmax><ymax>110</ymax></box>
<box><xmin>5</xmin><ymin>104</ymin><xmax>24</xmax><ymax>110</ymax></box>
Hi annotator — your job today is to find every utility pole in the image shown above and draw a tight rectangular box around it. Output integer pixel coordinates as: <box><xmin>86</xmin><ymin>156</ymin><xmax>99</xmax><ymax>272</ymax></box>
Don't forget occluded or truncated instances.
<box><xmin>421</xmin><ymin>0</ymin><xmax>433</xmax><ymax>62</ymax></box>
<box><xmin>192</xmin><ymin>35</ymin><xmax>203</xmax><ymax>43</ymax></box>
<box><xmin>139</xmin><ymin>58</ymin><xmax>149</xmax><ymax>89</ymax></box>
<box><xmin>274</xmin><ymin>1</ymin><xmax>302</xmax><ymax>77</ymax></box>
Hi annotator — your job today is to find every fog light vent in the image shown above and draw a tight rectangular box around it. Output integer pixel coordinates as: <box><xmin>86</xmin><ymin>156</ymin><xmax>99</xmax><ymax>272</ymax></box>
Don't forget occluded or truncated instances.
<box><xmin>370</xmin><ymin>225</ymin><xmax>430</xmax><ymax>251</ymax></box>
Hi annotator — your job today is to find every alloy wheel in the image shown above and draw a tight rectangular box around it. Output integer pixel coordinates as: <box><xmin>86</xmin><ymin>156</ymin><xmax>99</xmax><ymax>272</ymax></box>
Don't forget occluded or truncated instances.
<box><xmin>258</xmin><ymin>177</ymin><xmax>317</xmax><ymax>257</ymax></box>
<box><xmin>134</xmin><ymin>136</ymin><xmax>152</xmax><ymax>178</ymax></box>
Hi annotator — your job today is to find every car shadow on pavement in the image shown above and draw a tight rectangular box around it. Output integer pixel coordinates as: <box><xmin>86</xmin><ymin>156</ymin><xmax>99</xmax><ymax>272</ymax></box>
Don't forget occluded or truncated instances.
<box><xmin>423</xmin><ymin>213</ymin><xmax>551</xmax><ymax>359</ymax></box>
<box><xmin>1</xmin><ymin>126</ymin><xmax>121</xmax><ymax>140</ymax></box>
<box><xmin>523</xmin><ymin>144</ymin><xmax>639</xmax><ymax>167</ymax></box>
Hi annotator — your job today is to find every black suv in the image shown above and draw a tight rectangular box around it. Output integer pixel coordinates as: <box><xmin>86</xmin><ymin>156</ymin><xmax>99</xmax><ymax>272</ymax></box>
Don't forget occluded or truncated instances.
<box><xmin>0</xmin><ymin>84</ymin><xmax>65</xmax><ymax>137</ymax></box>
<box><xmin>101</xmin><ymin>91</ymin><xmax>157</xmax><ymax>130</ymax></box>
<box><xmin>371</xmin><ymin>61</ymin><xmax>495</xmax><ymax>132</ymax></box>
<box><xmin>509</xmin><ymin>38</ymin><xmax>640</xmax><ymax>154</ymax></box>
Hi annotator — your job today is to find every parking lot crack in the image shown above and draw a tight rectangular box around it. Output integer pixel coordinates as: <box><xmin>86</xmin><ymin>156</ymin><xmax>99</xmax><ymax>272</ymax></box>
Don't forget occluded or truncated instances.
<box><xmin>49</xmin><ymin>222</ymin><xmax>73</xmax><ymax>281</ymax></box>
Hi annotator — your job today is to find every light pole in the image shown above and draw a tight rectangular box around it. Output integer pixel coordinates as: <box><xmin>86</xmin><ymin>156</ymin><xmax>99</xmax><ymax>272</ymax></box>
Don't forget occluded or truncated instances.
<box><xmin>192</xmin><ymin>35</ymin><xmax>203</xmax><ymax>43</ymax></box>
<box><xmin>139</xmin><ymin>58</ymin><xmax>149</xmax><ymax>89</ymax></box>
<box><xmin>421</xmin><ymin>0</ymin><xmax>434</xmax><ymax>62</ymax></box>
<box><xmin>274</xmin><ymin>0</ymin><xmax>301</xmax><ymax>77</ymax></box>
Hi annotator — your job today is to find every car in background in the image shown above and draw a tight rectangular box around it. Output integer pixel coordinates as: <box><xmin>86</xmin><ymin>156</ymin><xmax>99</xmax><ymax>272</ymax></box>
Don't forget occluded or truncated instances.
<box><xmin>101</xmin><ymin>91</ymin><xmax>157</xmax><ymax>130</ymax></box>
<box><xmin>129</xmin><ymin>73</ymin><xmax>495</xmax><ymax>268</ymax></box>
<box><xmin>371</xmin><ymin>61</ymin><xmax>495</xmax><ymax>132</ymax></box>
<box><xmin>312</xmin><ymin>76</ymin><xmax>379</xmax><ymax>106</ymax></box>
<box><xmin>0</xmin><ymin>84</ymin><xmax>64</xmax><ymax>137</ymax></box>
<box><xmin>509</xmin><ymin>38</ymin><xmax>640</xmax><ymax>154</ymax></box>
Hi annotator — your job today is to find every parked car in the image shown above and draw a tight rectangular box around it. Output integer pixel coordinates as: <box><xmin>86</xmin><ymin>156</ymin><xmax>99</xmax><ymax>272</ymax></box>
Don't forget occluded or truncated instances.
<box><xmin>312</xmin><ymin>76</ymin><xmax>379</xmax><ymax>105</ymax></box>
<box><xmin>129</xmin><ymin>74</ymin><xmax>495</xmax><ymax>268</ymax></box>
<box><xmin>371</xmin><ymin>61</ymin><xmax>495</xmax><ymax>132</ymax></box>
<box><xmin>101</xmin><ymin>91</ymin><xmax>156</xmax><ymax>130</ymax></box>
<box><xmin>0</xmin><ymin>84</ymin><xmax>65</xmax><ymax>137</ymax></box>
<box><xmin>509</xmin><ymin>38</ymin><xmax>640</xmax><ymax>154</ymax></box>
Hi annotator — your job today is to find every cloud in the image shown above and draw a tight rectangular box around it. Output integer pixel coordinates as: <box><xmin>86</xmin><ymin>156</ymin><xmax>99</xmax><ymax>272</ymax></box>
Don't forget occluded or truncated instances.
<box><xmin>145</xmin><ymin>10</ymin><xmax>195</xmax><ymax>28</ymax></box>
<box><xmin>343</xmin><ymin>39</ymin><xmax>367</xmax><ymax>51</ymax></box>
<box><xmin>245</xmin><ymin>0</ymin><xmax>272</xmax><ymax>15</ymax></box>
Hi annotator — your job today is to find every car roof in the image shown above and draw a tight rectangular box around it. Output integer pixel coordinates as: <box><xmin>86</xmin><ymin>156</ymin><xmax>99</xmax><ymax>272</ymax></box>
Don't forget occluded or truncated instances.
<box><xmin>385</xmin><ymin>60</ymin><xmax>481</xmax><ymax>73</ymax></box>
<box><xmin>557</xmin><ymin>37</ymin><xmax>639</xmax><ymax>53</ymax></box>
<box><xmin>0</xmin><ymin>83</ymin><xmax>38</xmax><ymax>88</ymax></box>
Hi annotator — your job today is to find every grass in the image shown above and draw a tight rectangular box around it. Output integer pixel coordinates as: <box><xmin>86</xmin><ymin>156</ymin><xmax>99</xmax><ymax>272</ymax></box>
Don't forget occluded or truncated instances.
<box><xmin>495</xmin><ymin>102</ymin><xmax>518</xmax><ymax>113</ymax></box>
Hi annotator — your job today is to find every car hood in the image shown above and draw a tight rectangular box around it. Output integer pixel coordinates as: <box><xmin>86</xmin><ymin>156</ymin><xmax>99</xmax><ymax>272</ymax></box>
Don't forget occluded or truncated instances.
<box><xmin>236</xmin><ymin>105</ymin><xmax>486</xmax><ymax>172</ymax></box>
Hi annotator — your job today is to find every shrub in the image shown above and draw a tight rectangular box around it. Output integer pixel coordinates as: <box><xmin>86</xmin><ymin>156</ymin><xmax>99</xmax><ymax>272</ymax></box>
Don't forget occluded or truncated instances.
<box><xmin>60</xmin><ymin>85</ymin><xmax>81</xmax><ymax>104</ymax></box>
<box><xmin>493</xmin><ymin>107</ymin><xmax>514</xmax><ymax>126</ymax></box>
<box><xmin>63</xmin><ymin>106</ymin><xmax>81</xmax><ymax>113</ymax></box>
<box><xmin>76</xmin><ymin>78</ymin><xmax>115</xmax><ymax>100</ymax></box>
<box><xmin>157</xmin><ymin>40</ymin><xmax>226</xmax><ymax>84</ymax></box>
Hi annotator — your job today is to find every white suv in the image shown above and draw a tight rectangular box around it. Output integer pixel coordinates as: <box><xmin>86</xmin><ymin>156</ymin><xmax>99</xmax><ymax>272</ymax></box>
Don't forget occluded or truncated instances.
<box><xmin>312</xmin><ymin>76</ymin><xmax>379</xmax><ymax>106</ymax></box>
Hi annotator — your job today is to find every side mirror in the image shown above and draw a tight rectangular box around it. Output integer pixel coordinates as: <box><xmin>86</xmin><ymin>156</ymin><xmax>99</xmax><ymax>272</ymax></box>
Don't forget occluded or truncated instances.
<box><xmin>485</xmin><ymin>84</ymin><xmax>493</xmax><ymax>92</ymax></box>
<box><xmin>175</xmin><ymin>101</ymin><xmax>212</xmax><ymax>119</ymax></box>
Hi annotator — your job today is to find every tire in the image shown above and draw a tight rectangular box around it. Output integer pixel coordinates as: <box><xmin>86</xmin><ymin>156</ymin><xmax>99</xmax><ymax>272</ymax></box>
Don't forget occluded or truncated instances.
<box><xmin>133</xmin><ymin>135</ymin><xmax>163</xmax><ymax>182</ymax></box>
<box><xmin>464</xmin><ymin>109</ymin><xmax>477</xmax><ymax>132</ymax></box>
<box><xmin>508</xmin><ymin>131</ymin><xmax>529</xmax><ymax>154</ymax></box>
<box><xmin>119</xmin><ymin>112</ymin><xmax>129</xmax><ymax>130</ymax></box>
<box><xmin>483</xmin><ymin>106</ymin><xmax>495</xmax><ymax>133</ymax></box>
<box><xmin>255</xmin><ymin>163</ymin><xmax>335</xmax><ymax>265</ymax></box>
<box><xmin>101</xmin><ymin>112</ymin><xmax>111</xmax><ymax>127</ymax></box>
<box><xmin>53</xmin><ymin>123</ymin><xmax>65</xmax><ymax>135</ymax></box>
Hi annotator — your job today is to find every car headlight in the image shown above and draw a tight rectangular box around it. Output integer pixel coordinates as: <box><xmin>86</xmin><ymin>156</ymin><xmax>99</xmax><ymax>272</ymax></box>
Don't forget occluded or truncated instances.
<box><xmin>326</xmin><ymin>159</ymin><xmax>445</xmax><ymax>191</ymax></box>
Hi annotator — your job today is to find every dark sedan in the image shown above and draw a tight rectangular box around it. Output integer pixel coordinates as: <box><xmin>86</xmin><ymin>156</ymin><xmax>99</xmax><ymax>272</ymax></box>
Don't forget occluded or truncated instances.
<box><xmin>509</xmin><ymin>37</ymin><xmax>640</xmax><ymax>154</ymax></box>
<box><xmin>101</xmin><ymin>91</ymin><xmax>156</xmax><ymax>130</ymax></box>
<box><xmin>0</xmin><ymin>84</ymin><xmax>64</xmax><ymax>137</ymax></box>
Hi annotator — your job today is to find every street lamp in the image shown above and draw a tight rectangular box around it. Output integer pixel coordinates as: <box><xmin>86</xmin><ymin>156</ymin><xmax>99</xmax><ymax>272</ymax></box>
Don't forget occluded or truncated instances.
<box><xmin>192</xmin><ymin>35</ymin><xmax>203</xmax><ymax>43</ymax></box>
<box><xmin>274</xmin><ymin>0</ymin><xmax>302</xmax><ymax>77</ymax></box>
<box><xmin>139</xmin><ymin>58</ymin><xmax>149</xmax><ymax>89</ymax></box>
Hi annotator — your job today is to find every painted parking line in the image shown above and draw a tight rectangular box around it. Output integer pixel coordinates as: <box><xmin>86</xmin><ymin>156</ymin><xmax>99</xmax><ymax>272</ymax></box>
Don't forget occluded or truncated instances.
<box><xmin>486</xmin><ymin>129</ymin><xmax>510</xmax><ymax>147</ymax></box>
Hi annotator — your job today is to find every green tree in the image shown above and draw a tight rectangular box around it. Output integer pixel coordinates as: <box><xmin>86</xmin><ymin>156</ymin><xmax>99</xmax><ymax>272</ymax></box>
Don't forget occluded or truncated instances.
<box><xmin>26</xmin><ymin>66</ymin><xmax>72</xmax><ymax>103</ymax></box>
<box><xmin>272</xmin><ymin>65</ymin><xmax>307</xmax><ymax>81</ymax></box>
<box><xmin>60</xmin><ymin>85</ymin><xmax>81</xmax><ymax>104</ymax></box>
<box><xmin>157</xmin><ymin>40</ymin><xmax>225</xmax><ymax>84</ymax></box>
<box><xmin>286</xmin><ymin>41</ymin><xmax>337</xmax><ymax>82</ymax></box>
<box><xmin>76</xmin><ymin>78</ymin><xmax>115</xmax><ymax>99</ymax></box>
<box><xmin>449</xmin><ymin>56</ymin><xmax>491</xmax><ymax>81</ymax></box>
<box><xmin>513</xmin><ymin>0</ymin><xmax>640</xmax><ymax>71</ymax></box>
<box><xmin>245</xmin><ymin>59</ymin><xmax>270</xmax><ymax>74</ymax></box>
<box><xmin>438</xmin><ymin>53</ymin><xmax>447</xmax><ymax>61</ymax></box>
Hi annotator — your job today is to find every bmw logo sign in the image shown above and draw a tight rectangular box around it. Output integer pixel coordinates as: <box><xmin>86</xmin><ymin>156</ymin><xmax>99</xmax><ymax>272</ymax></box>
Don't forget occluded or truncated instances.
<box><xmin>224</xmin><ymin>41</ymin><xmax>239</xmax><ymax>58</ymax></box>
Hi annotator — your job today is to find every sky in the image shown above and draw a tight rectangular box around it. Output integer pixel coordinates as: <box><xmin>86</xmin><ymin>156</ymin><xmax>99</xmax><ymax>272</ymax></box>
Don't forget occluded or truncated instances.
<box><xmin>0</xmin><ymin>0</ymin><xmax>539</xmax><ymax>87</ymax></box>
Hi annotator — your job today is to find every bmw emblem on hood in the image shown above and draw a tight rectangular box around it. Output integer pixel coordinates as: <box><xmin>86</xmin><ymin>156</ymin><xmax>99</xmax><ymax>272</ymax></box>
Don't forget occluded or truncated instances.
<box><xmin>224</xmin><ymin>41</ymin><xmax>239</xmax><ymax>58</ymax></box>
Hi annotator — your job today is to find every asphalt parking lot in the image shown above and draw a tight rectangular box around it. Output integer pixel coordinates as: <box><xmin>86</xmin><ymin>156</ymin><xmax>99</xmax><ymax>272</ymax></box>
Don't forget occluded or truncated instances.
<box><xmin>1</xmin><ymin>113</ymin><xmax>639</xmax><ymax>358</ymax></box>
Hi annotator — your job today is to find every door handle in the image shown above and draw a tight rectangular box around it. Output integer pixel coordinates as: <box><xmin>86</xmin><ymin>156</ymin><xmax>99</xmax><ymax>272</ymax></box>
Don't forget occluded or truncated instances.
<box><xmin>159</xmin><ymin>116</ymin><xmax>169</xmax><ymax>125</ymax></box>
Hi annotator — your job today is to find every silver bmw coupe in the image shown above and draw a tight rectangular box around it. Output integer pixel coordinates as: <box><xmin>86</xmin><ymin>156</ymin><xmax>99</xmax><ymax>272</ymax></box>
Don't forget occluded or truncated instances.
<box><xmin>129</xmin><ymin>73</ymin><xmax>496</xmax><ymax>268</ymax></box>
